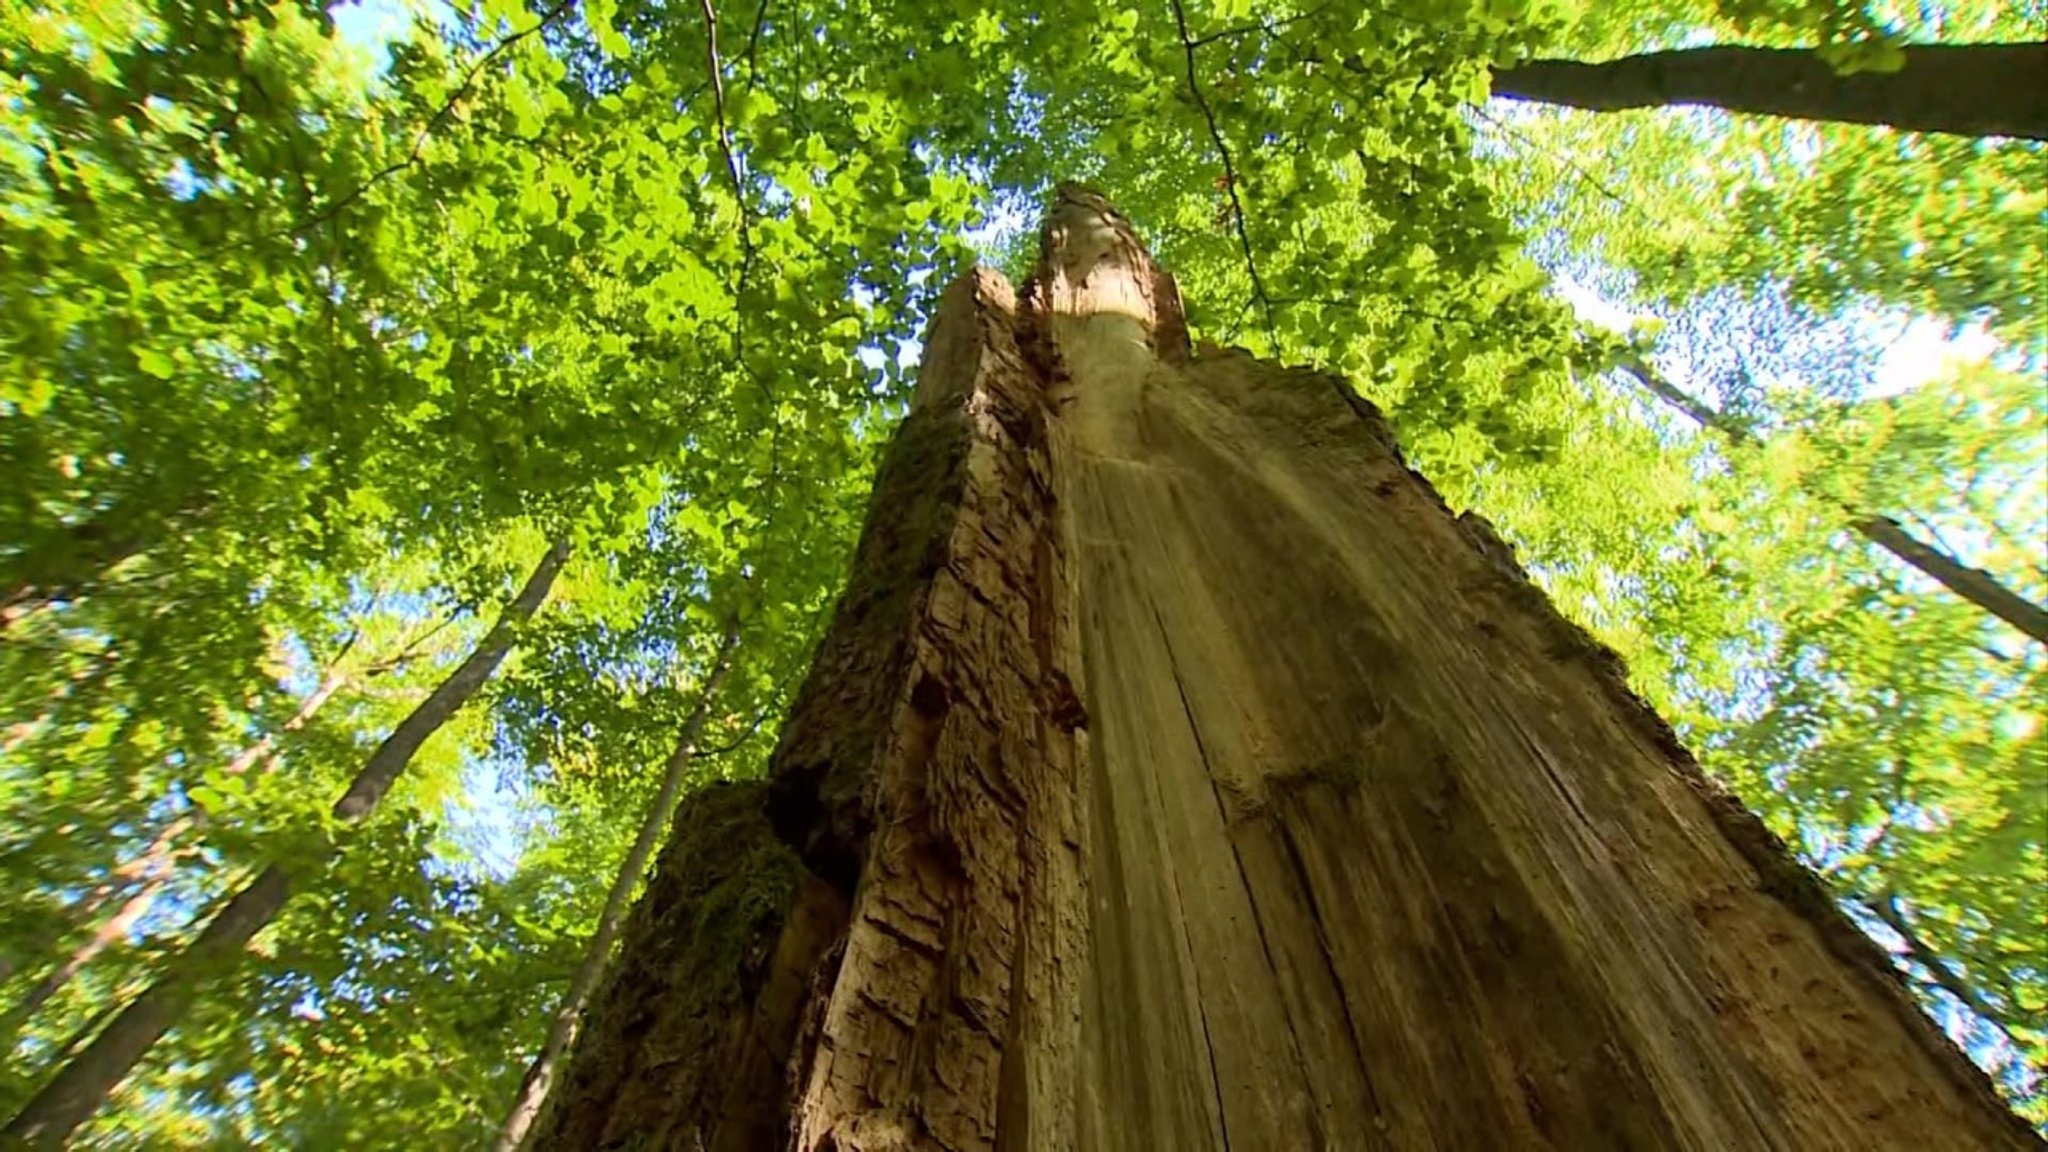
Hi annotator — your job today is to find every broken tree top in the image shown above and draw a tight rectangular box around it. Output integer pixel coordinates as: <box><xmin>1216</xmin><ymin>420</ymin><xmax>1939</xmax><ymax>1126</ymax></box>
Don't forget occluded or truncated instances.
<box><xmin>533</xmin><ymin>190</ymin><xmax>2035</xmax><ymax>1152</ymax></box>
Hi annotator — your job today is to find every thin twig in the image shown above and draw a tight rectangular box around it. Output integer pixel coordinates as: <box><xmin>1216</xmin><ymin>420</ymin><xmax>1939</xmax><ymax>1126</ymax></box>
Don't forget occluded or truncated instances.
<box><xmin>1904</xmin><ymin>508</ymin><xmax>1970</xmax><ymax>570</ymax></box>
<box><xmin>366</xmin><ymin>610</ymin><xmax>461</xmax><ymax>676</ymax></box>
<box><xmin>698</xmin><ymin>0</ymin><xmax>774</xmax><ymax>405</ymax></box>
<box><xmin>268</xmin><ymin>1</ymin><xmax>576</xmax><ymax>245</ymax></box>
<box><xmin>1168</xmin><ymin>0</ymin><xmax>1276</xmax><ymax>341</ymax></box>
<box><xmin>1186</xmin><ymin>1</ymin><xmax>1332</xmax><ymax>49</ymax></box>
<box><xmin>742</xmin><ymin>0</ymin><xmax>773</xmax><ymax>89</ymax></box>
<box><xmin>1469</xmin><ymin>102</ymin><xmax>1674</xmax><ymax>232</ymax></box>
<box><xmin>700</xmin><ymin>702</ymin><xmax>774</xmax><ymax>757</ymax></box>
<box><xmin>699</xmin><ymin>0</ymin><xmax>748</xmax><ymax>241</ymax></box>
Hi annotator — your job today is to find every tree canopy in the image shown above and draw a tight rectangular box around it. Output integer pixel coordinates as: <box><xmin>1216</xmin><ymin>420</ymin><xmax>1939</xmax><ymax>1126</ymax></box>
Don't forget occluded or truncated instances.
<box><xmin>0</xmin><ymin>0</ymin><xmax>2041</xmax><ymax>1143</ymax></box>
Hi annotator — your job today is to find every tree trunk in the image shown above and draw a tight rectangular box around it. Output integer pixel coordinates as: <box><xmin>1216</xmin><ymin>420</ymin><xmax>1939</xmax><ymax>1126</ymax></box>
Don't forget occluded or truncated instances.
<box><xmin>0</xmin><ymin>540</ymin><xmax>569</xmax><ymax>1149</ymax></box>
<box><xmin>0</xmin><ymin>837</ymin><xmax>184</xmax><ymax>1053</ymax></box>
<box><xmin>1</xmin><ymin>510</ymin><xmax>167</xmax><ymax>634</ymax></box>
<box><xmin>533</xmin><ymin>189</ymin><xmax>2034</xmax><ymax>1150</ymax></box>
<box><xmin>0</xmin><ymin>664</ymin><xmax>352</xmax><ymax>1048</ymax></box>
<box><xmin>494</xmin><ymin>619</ymin><xmax>743</xmax><ymax>1152</ymax></box>
<box><xmin>1493</xmin><ymin>42</ymin><xmax>2048</xmax><ymax>140</ymax></box>
<box><xmin>1850</xmin><ymin>514</ymin><xmax>2048</xmax><ymax>645</ymax></box>
<box><xmin>1619</xmin><ymin>356</ymin><xmax>2048</xmax><ymax>645</ymax></box>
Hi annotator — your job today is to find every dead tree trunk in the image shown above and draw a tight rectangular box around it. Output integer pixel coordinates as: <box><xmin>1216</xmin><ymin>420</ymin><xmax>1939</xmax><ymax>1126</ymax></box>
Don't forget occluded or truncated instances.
<box><xmin>534</xmin><ymin>189</ymin><xmax>2036</xmax><ymax>1151</ymax></box>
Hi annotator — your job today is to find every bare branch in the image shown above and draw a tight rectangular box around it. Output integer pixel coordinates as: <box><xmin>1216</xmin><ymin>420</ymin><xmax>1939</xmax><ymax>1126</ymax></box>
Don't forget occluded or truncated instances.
<box><xmin>699</xmin><ymin>0</ymin><xmax>775</xmax><ymax>406</ymax></box>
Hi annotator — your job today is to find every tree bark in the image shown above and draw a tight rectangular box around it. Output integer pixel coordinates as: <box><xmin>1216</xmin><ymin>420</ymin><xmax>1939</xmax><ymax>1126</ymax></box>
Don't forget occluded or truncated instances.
<box><xmin>493</xmin><ymin>619</ymin><xmax>742</xmax><ymax>1152</ymax></box>
<box><xmin>1493</xmin><ymin>42</ymin><xmax>2048</xmax><ymax>141</ymax></box>
<box><xmin>1619</xmin><ymin>356</ymin><xmax>2048</xmax><ymax>645</ymax></box>
<box><xmin>0</xmin><ymin>540</ymin><xmax>569</xmax><ymax>1149</ymax></box>
<box><xmin>534</xmin><ymin>189</ymin><xmax>2035</xmax><ymax>1149</ymax></box>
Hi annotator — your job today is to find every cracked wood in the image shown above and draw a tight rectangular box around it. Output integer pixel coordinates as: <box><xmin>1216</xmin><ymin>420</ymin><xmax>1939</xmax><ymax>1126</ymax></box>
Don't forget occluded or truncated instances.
<box><xmin>533</xmin><ymin>188</ymin><xmax>2036</xmax><ymax>1151</ymax></box>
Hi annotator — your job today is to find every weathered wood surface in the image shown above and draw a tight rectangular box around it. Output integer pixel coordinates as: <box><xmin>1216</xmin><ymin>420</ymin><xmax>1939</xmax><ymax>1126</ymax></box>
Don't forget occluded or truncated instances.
<box><xmin>534</xmin><ymin>189</ymin><xmax>2037</xmax><ymax>1151</ymax></box>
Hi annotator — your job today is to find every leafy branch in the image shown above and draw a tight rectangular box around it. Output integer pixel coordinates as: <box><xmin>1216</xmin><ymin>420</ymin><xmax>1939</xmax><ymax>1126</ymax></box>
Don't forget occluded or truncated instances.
<box><xmin>1185</xmin><ymin>1</ymin><xmax>1332</xmax><ymax>50</ymax></box>
<box><xmin>275</xmin><ymin>0</ymin><xmax>578</xmax><ymax>244</ymax></box>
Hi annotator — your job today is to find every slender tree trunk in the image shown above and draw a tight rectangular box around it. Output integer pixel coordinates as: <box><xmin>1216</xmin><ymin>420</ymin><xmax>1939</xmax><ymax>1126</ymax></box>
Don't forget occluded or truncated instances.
<box><xmin>1493</xmin><ymin>42</ymin><xmax>2048</xmax><ymax>140</ymax></box>
<box><xmin>1619</xmin><ymin>356</ymin><xmax>2048</xmax><ymax>645</ymax></box>
<box><xmin>493</xmin><ymin>619</ymin><xmax>743</xmax><ymax>1152</ymax></box>
<box><xmin>0</xmin><ymin>839</ymin><xmax>182</xmax><ymax>1053</ymax></box>
<box><xmin>0</xmin><ymin>540</ymin><xmax>569</xmax><ymax>1149</ymax></box>
<box><xmin>0</xmin><ymin>667</ymin><xmax>351</xmax><ymax>1046</ymax></box>
<box><xmin>1867</xmin><ymin>893</ymin><xmax>2016</xmax><ymax>1033</ymax></box>
<box><xmin>0</xmin><ymin>516</ymin><xmax>158</xmax><ymax>634</ymax></box>
<box><xmin>534</xmin><ymin>190</ymin><xmax>2034</xmax><ymax>1149</ymax></box>
<box><xmin>1851</xmin><ymin>514</ymin><xmax>2048</xmax><ymax>644</ymax></box>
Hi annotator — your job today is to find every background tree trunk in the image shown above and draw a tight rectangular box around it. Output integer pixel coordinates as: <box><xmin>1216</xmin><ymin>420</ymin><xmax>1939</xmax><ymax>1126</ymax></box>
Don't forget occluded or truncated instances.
<box><xmin>0</xmin><ymin>663</ymin><xmax>354</xmax><ymax>1048</ymax></box>
<box><xmin>1</xmin><ymin>541</ymin><xmax>570</xmax><ymax>1149</ymax></box>
<box><xmin>534</xmin><ymin>191</ymin><xmax>2035</xmax><ymax>1150</ymax></box>
<box><xmin>494</xmin><ymin>619</ymin><xmax>742</xmax><ymax>1152</ymax></box>
<box><xmin>0</xmin><ymin>611</ymin><xmax>455</xmax><ymax>1055</ymax></box>
<box><xmin>1619</xmin><ymin>355</ymin><xmax>2048</xmax><ymax>645</ymax></box>
<box><xmin>1493</xmin><ymin>42</ymin><xmax>2048</xmax><ymax>140</ymax></box>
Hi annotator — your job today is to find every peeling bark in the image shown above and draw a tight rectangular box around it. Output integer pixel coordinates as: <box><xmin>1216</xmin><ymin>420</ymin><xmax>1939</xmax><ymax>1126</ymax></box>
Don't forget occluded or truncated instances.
<box><xmin>536</xmin><ymin>190</ymin><xmax>2037</xmax><ymax>1151</ymax></box>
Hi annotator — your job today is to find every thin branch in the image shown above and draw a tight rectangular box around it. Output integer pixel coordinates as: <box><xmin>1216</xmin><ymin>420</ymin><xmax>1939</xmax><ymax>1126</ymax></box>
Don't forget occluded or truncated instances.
<box><xmin>270</xmin><ymin>0</ymin><xmax>576</xmax><ymax>243</ymax></box>
<box><xmin>1469</xmin><ymin>103</ymin><xmax>1646</xmax><ymax>223</ymax></box>
<box><xmin>371</xmin><ymin>610</ymin><xmax>462</xmax><ymax>674</ymax></box>
<box><xmin>700</xmin><ymin>702</ymin><xmax>774</xmax><ymax>757</ymax></box>
<box><xmin>1186</xmin><ymin>1</ymin><xmax>1332</xmax><ymax>49</ymax></box>
<box><xmin>1168</xmin><ymin>0</ymin><xmax>1276</xmax><ymax>341</ymax></box>
<box><xmin>698</xmin><ymin>0</ymin><xmax>749</xmax><ymax>243</ymax></box>
<box><xmin>1868</xmin><ymin>892</ymin><xmax>2016</xmax><ymax>1034</ymax></box>
<box><xmin>698</xmin><ymin>0</ymin><xmax>774</xmax><ymax>405</ymax></box>
<box><xmin>742</xmin><ymin>0</ymin><xmax>773</xmax><ymax>89</ymax></box>
<box><xmin>1903</xmin><ymin>508</ymin><xmax>1970</xmax><ymax>570</ymax></box>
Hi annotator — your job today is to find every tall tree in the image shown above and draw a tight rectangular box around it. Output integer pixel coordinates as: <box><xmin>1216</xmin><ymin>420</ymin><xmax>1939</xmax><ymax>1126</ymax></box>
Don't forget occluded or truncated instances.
<box><xmin>494</xmin><ymin>618</ymin><xmax>742</xmax><ymax>1152</ymax></box>
<box><xmin>0</xmin><ymin>609</ymin><xmax>456</xmax><ymax>1050</ymax></box>
<box><xmin>1493</xmin><ymin>42</ymin><xmax>2048</xmax><ymax>139</ymax></box>
<box><xmin>1616</xmin><ymin>353</ymin><xmax>2048</xmax><ymax>644</ymax></box>
<box><xmin>534</xmin><ymin>190</ymin><xmax>2034</xmax><ymax>1149</ymax></box>
<box><xmin>2</xmin><ymin>541</ymin><xmax>569</xmax><ymax>1148</ymax></box>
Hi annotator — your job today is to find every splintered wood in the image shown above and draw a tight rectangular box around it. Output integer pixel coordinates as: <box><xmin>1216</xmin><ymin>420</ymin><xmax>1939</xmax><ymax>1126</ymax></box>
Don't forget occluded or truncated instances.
<box><xmin>534</xmin><ymin>188</ymin><xmax>2036</xmax><ymax>1151</ymax></box>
